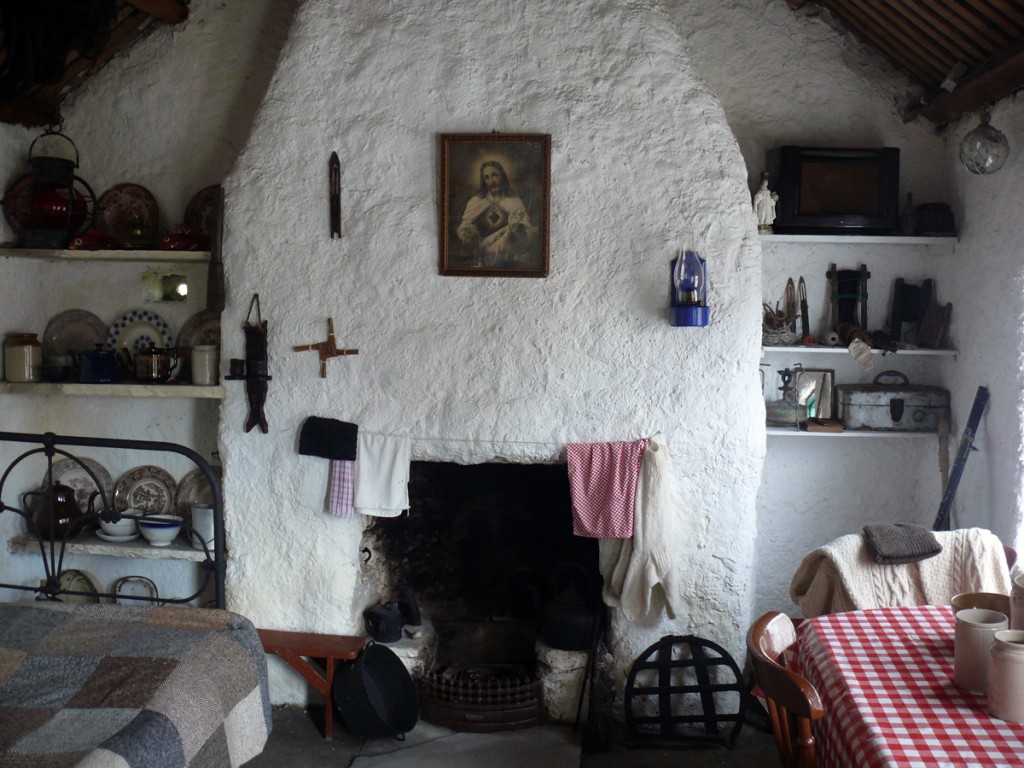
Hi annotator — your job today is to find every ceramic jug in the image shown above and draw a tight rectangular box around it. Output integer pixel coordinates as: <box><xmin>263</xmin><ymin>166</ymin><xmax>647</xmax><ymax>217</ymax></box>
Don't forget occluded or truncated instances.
<box><xmin>134</xmin><ymin>344</ymin><xmax>177</xmax><ymax>382</ymax></box>
<box><xmin>954</xmin><ymin>607</ymin><xmax>1008</xmax><ymax>692</ymax></box>
<box><xmin>1010</xmin><ymin>574</ymin><xmax>1024</xmax><ymax>630</ymax></box>
<box><xmin>988</xmin><ymin>630</ymin><xmax>1024</xmax><ymax>723</ymax></box>
<box><xmin>22</xmin><ymin>482</ymin><xmax>85</xmax><ymax>540</ymax></box>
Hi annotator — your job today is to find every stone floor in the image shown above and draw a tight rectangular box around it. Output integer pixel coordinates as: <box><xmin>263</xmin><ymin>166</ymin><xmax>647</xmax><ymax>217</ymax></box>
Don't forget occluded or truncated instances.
<box><xmin>245</xmin><ymin>701</ymin><xmax>779</xmax><ymax>768</ymax></box>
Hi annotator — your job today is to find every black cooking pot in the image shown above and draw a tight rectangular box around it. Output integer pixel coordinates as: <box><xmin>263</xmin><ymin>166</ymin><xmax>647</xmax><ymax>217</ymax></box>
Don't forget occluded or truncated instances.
<box><xmin>541</xmin><ymin>561</ymin><xmax>600</xmax><ymax>651</ymax></box>
<box><xmin>364</xmin><ymin>602</ymin><xmax>403</xmax><ymax>643</ymax></box>
<box><xmin>332</xmin><ymin>643</ymin><xmax>418</xmax><ymax>739</ymax></box>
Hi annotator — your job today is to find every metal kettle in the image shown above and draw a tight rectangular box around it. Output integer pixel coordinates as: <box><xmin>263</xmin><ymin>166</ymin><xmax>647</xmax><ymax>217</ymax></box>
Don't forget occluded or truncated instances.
<box><xmin>541</xmin><ymin>562</ymin><xmax>600</xmax><ymax>651</ymax></box>
<box><xmin>22</xmin><ymin>482</ymin><xmax>86</xmax><ymax>540</ymax></box>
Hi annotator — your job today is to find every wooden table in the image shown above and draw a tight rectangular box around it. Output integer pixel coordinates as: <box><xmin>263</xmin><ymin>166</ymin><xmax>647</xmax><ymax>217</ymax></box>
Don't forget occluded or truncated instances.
<box><xmin>257</xmin><ymin>629</ymin><xmax>366</xmax><ymax>739</ymax></box>
<box><xmin>796</xmin><ymin>604</ymin><xmax>1024</xmax><ymax>767</ymax></box>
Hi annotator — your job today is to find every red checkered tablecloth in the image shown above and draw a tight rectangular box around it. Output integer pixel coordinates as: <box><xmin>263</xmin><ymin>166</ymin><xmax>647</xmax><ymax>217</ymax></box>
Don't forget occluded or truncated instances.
<box><xmin>796</xmin><ymin>604</ymin><xmax>1024</xmax><ymax>767</ymax></box>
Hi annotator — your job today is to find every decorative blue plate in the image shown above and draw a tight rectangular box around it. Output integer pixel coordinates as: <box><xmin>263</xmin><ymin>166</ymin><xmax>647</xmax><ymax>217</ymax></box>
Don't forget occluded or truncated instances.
<box><xmin>106</xmin><ymin>308</ymin><xmax>174</xmax><ymax>353</ymax></box>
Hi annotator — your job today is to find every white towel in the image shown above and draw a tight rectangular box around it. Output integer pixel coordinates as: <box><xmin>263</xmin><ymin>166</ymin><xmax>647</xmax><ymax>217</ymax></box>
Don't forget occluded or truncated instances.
<box><xmin>354</xmin><ymin>432</ymin><xmax>411</xmax><ymax>517</ymax></box>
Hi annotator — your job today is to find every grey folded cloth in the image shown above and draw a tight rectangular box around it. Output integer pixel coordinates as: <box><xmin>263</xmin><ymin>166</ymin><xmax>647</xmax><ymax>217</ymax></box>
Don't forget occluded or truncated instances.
<box><xmin>863</xmin><ymin>523</ymin><xmax>942</xmax><ymax>565</ymax></box>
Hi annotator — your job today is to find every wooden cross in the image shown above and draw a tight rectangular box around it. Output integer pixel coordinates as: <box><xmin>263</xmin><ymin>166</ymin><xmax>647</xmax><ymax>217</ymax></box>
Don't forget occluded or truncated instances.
<box><xmin>292</xmin><ymin>318</ymin><xmax>358</xmax><ymax>378</ymax></box>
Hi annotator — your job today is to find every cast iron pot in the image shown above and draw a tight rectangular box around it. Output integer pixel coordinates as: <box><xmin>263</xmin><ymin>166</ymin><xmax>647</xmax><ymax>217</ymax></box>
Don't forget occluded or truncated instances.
<box><xmin>332</xmin><ymin>643</ymin><xmax>418</xmax><ymax>739</ymax></box>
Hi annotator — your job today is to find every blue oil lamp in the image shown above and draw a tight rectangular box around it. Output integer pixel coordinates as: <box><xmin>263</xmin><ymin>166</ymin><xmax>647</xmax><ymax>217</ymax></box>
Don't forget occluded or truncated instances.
<box><xmin>669</xmin><ymin>245</ymin><xmax>709</xmax><ymax>327</ymax></box>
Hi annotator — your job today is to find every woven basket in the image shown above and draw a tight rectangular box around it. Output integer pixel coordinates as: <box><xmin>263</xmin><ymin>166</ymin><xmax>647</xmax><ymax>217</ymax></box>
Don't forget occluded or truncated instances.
<box><xmin>762</xmin><ymin>329</ymin><xmax>800</xmax><ymax>346</ymax></box>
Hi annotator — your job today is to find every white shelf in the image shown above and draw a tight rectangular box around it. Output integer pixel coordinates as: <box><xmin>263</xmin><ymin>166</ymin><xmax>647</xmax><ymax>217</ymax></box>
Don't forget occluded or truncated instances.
<box><xmin>767</xmin><ymin>426</ymin><xmax>940</xmax><ymax>438</ymax></box>
<box><xmin>0</xmin><ymin>247</ymin><xmax>210</xmax><ymax>263</ymax></box>
<box><xmin>761</xmin><ymin>345</ymin><xmax>957</xmax><ymax>357</ymax></box>
<box><xmin>0</xmin><ymin>382</ymin><xmax>224</xmax><ymax>399</ymax></box>
<box><xmin>759</xmin><ymin>233</ymin><xmax>956</xmax><ymax>255</ymax></box>
<box><xmin>8</xmin><ymin>533</ymin><xmax>208</xmax><ymax>561</ymax></box>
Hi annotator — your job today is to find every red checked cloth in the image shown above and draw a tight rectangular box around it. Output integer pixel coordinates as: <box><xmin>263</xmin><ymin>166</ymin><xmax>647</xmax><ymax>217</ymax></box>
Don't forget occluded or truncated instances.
<box><xmin>566</xmin><ymin>439</ymin><xmax>647</xmax><ymax>538</ymax></box>
<box><xmin>795</xmin><ymin>604</ymin><xmax>1024</xmax><ymax>767</ymax></box>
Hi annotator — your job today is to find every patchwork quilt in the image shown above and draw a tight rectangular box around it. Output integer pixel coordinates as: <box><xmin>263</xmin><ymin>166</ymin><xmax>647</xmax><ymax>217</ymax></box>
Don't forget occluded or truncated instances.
<box><xmin>0</xmin><ymin>602</ymin><xmax>272</xmax><ymax>767</ymax></box>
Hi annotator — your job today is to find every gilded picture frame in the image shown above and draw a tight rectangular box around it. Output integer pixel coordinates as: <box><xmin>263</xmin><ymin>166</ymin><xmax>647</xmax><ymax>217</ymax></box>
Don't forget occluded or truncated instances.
<box><xmin>439</xmin><ymin>133</ymin><xmax>551</xmax><ymax>278</ymax></box>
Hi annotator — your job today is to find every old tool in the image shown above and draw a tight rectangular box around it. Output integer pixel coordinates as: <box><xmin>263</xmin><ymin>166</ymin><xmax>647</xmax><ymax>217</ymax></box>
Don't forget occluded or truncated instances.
<box><xmin>798</xmin><ymin>276</ymin><xmax>810</xmax><ymax>340</ymax></box>
<box><xmin>206</xmin><ymin>185</ymin><xmax>225</xmax><ymax>314</ymax></box>
<box><xmin>329</xmin><ymin>152</ymin><xmax>341</xmax><ymax>238</ymax></box>
<box><xmin>784</xmin><ymin>277</ymin><xmax>797</xmax><ymax>332</ymax></box>
<box><xmin>933</xmin><ymin>386</ymin><xmax>989</xmax><ymax>531</ymax></box>
<box><xmin>292</xmin><ymin>318</ymin><xmax>358</xmax><ymax>379</ymax></box>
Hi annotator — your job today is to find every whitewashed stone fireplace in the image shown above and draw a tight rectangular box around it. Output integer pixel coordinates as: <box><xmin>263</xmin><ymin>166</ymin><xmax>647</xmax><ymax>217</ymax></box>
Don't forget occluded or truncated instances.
<box><xmin>218</xmin><ymin>0</ymin><xmax>765</xmax><ymax>707</ymax></box>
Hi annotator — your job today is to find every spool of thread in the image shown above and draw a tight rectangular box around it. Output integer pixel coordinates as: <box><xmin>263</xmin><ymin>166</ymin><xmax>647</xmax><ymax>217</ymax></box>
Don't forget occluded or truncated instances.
<box><xmin>825</xmin><ymin>331</ymin><xmax>840</xmax><ymax>346</ymax></box>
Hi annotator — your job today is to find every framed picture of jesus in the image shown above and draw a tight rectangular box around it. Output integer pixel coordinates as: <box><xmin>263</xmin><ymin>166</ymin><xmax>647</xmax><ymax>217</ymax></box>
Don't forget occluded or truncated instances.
<box><xmin>438</xmin><ymin>133</ymin><xmax>551</xmax><ymax>278</ymax></box>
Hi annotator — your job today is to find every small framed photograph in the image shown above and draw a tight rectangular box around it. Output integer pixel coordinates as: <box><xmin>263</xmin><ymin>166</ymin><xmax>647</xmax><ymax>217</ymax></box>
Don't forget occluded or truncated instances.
<box><xmin>438</xmin><ymin>133</ymin><xmax>551</xmax><ymax>277</ymax></box>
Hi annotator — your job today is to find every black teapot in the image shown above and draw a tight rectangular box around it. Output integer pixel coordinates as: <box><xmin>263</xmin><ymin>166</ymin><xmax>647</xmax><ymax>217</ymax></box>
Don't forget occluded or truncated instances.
<box><xmin>541</xmin><ymin>562</ymin><xmax>600</xmax><ymax>651</ymax></box>
<box><xmin>22</xmin><ymin>482</ymin><xmax>86</xmax><ymax>540</ymax></box>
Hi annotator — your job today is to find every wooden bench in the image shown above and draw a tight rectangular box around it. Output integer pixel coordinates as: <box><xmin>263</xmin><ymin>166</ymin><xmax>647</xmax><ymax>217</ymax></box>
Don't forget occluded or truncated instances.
<box><xmin>256</xmin><ymin>629</ymin><xmax>367</xmax><ymax>739</ymax></box>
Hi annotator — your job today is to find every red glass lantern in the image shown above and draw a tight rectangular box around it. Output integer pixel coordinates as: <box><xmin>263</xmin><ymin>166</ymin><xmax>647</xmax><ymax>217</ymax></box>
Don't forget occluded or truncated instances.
<box><xmin>2</xmin><ymin>127</ymin><xmax>97</xmax><ymax>248</ymax></box>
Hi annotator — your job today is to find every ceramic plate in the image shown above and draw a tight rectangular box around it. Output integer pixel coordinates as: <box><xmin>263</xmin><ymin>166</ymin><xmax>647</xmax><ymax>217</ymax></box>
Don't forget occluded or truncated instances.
<box><xmin>97</xmin><ymin>183</ymin><xmax>160</xmax><ymax>247</ymax></box>
<box><xmin>113</xmin><ymin>465</ymin><xmax>177</xmax><ymax>515</ymax></box>
<box><xmin>106</xmin><ymin>308</ymin><xmax>174</xmax><ymax>354</ymax></box>
<box><xmin>42</xmin><ymin>309</ymin><xmax>108</xmax><ymax>359</ymax></box>
<box><xmin>174</xmin><ymin>468</ymin><xmax>216</xmax><ymax>522</ymax></box>
<box><xmin>183</xmin><ymin>185</ymin><xmax>220</xmax><ymax>236</ymax></box>
<box><xmin>176</xmin><ymin>309</ymin><xmax>221</xmax><ymax>364</ymax></box>
<box><xmin>113</xmin><ymin>575</ymin><xmax>159</xmax><ymax>604</ymax></box>
<box><xmin>46</xmin><ymin>457</ymin><xmax>114</xmax><ymax>514</ymax></box>
<box><xmin>57</xmin><ymin>569</ymin><xmax>100</xmax><ymax>604</ymax></box>
<box><xmin>96</xmin><ymin>531</ymin><xmax>140</xmax><ymax>543</ymax></box>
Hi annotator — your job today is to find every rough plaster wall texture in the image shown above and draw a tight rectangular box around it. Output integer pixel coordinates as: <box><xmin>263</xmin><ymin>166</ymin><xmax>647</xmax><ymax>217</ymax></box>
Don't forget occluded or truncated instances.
<box><xmin>56</xmin><ymin>0</ymin><xmax>297</xmax><ymax>234</ymax></box>
<box><xmin>221</xmin><ymin>0</ymin><xmax>764</xmax><ymax>702</ymax></box>
<box><xmin>671</xmin><ymin>0</ymin><xmax>950</xmax><ymax>199</ymax></box>
<box><xmin>938</xmin><ymin>98</ymin><xmax>1024</xmax><ymax>546</ymax></box>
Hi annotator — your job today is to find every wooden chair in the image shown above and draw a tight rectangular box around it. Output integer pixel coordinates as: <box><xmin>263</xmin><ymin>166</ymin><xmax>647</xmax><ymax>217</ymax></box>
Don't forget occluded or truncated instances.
<box><xmin>747</xmin><ymin>611</ymin><xmax>824</xmax><ymax>768</ymax></box>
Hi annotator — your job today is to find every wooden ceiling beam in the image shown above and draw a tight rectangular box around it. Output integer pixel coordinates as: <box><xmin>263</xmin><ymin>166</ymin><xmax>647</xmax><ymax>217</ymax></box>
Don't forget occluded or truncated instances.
<box><xmin>123</xmin><ymin>0</ymin><xmax>189</xmax><ymax>25</ymax></box>
<box><xmin>891</xmin><ymin>1</ymin><xmax>992</xmax><ymax>64</ymax></box>
<box><xmin>905</xmin><ymin>40</ymin><xmax>1024</xmax><ymax>124</ymax></box>
<box><xmin>825</xmin><ymin>1</ymin><xmax>947</xmax><ymax>84</ymax></box>
<box><xmin>969</xmin><ymin>0</ymin><xmax>1024</xmax><ymax>32</ymax></box>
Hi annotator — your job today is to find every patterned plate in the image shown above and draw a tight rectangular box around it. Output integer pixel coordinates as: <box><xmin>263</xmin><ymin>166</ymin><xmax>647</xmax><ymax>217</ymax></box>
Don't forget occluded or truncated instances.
<box><xmin>46</xmin><ymin>457</ymin><xmax>114</xmax><ymax>514</ymax></box>
<box><xmin>42</xmin><ymin>309</ymin><xmax>108</xmax><ymax>359</ymax></box>
<box><xmin>174</xmin><ymin>468</ymin><xmax>216</xmax><ymax>522</ymax></box>
<box><xmin>97</xmin><ymin>183</ymin><xmax>159</xmax><ymax>248</ymax></box>
<box><xmin>113</xmin><ymin>465</ymin><xmax>177</xmax><ymax>515</ymax></box>
<box><xmin>106</xmin><ymin>308</ymin><xmax>174</xmax><ymax>354</ymax></box>
<box><xmin>176</xmin><ymin>309</ymin><xmax>221</xmax><ymax>368</ymax></box>
<box><xmin>183</xmin><ymin>185</ymin><xmax>220</xmax><ymax>237</ymax></box>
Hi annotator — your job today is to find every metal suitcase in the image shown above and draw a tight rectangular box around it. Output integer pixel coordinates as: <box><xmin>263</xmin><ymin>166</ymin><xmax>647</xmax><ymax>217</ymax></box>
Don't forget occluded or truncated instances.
<box><xmin>836</xmin><ymin>370</ymin><xmax>950</xmax><ymax>432</ymax></box>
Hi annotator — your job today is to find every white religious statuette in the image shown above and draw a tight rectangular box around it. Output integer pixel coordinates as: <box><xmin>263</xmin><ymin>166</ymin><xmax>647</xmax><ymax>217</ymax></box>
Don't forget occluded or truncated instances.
<box><xmin>753</xmin><ymin>171</ymin><xmax>779</xmax><ymax>233</ymax></box>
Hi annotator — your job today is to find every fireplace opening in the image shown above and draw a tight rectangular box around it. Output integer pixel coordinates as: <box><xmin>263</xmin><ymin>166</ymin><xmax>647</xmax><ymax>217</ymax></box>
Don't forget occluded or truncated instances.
<box><xmin>365</xmin><ymin>461</ymin><xmax>600</xmax><ymax>730</ymax></box>
<box><xmin>367</xmin><ymin>460</ymin><xmax>599</xmax><ymax>627</ymax></box>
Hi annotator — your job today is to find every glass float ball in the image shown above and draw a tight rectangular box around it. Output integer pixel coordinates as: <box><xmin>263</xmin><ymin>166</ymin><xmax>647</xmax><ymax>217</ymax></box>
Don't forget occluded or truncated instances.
<box><xmin>960</xmin><ymin>112</ymin><xmax>1010</xmax><ymax>175</ymax></box>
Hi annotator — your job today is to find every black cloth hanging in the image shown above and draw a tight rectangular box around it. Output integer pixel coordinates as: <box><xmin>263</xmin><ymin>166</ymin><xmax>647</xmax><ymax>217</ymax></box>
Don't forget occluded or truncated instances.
<box><xmin>298</xmin><ymin>417</ymin><xmax>357</xmax><ymax>460</ymax></box>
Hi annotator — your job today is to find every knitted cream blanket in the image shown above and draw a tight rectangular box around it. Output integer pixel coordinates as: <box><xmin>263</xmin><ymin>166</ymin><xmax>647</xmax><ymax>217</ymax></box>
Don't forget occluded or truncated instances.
<box><xmin>790</xmin><ymin>527</ymin><xmax>1011</xmax><ymax>617</ymax></box>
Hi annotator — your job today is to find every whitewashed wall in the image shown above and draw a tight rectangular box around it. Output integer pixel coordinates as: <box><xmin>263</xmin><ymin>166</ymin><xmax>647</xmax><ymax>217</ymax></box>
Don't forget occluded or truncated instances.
<box><xmin>222</xmin><ymin>0</ymin><xmax>764</xmax><ymax>701</ymax></box>
<box><xmin>0</xmin><ymin>0</ymin><xmax>1015</xmax><ymax>710</ymax></box>
<box><xmin>938</xmin><ymin>97</ymin><xmax>1024</xmax><ymax>549</ymax></box>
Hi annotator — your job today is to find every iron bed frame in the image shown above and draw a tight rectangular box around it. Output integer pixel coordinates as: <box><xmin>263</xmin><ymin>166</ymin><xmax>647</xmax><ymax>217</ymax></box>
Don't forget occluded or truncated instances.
<box><xmin>0</xmin><ymin>430</ymin><xmax>225</xmax><ymax>608</ymax></box>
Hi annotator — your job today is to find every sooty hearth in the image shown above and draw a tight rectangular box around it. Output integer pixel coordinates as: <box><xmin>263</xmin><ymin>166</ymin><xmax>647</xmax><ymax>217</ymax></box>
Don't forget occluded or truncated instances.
<box><xmin>366</xmin><ymin>461</ymin><xmax>600</xmax><ymax>730</ymax></box>
<box><xmin>367</xmin><ymin>461</ymin><xmax>599</xmax><ymax>625</ymax></box>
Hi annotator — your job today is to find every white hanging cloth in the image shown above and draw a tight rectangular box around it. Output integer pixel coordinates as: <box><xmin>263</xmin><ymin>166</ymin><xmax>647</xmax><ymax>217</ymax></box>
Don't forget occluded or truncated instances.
<box><xmin>601</xmin><ymin>434</ymin><xmax>681</xmax><ymax>621</ymax></box>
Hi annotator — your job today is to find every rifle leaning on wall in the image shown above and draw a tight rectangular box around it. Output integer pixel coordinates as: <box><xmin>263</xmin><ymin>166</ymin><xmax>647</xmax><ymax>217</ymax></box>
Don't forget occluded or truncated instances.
<box><xmin>932</xmin><ymin>385</ymin><xmax>989</xmax><ymax>531</ymax></box>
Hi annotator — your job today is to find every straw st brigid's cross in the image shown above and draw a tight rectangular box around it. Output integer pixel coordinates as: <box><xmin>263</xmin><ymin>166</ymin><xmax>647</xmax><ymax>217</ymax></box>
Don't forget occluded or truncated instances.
<box><xmin>292</xmin><ymin>318</ymin><xmax>358</xmax><ymax>378</ymax></box>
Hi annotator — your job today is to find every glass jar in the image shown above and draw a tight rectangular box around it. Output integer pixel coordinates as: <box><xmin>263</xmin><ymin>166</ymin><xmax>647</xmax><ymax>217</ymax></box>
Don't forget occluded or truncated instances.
<box><xmin>4</xmin><ymin>332</ymin><xmax>41</xmax><ymax>382</ymax></box>
<box><xmin>987</xmin><ymin>630</ymin><xmax>1024</xmax><ymax>723</ymax></box>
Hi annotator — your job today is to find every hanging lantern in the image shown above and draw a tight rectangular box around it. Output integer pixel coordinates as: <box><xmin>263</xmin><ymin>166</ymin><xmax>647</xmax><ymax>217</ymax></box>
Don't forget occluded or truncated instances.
<box><xmin>2</xmin><ymin>127</ymin><xmax>97</xmax><ymax>248</ymax></box>
<box><xmin>959</xmin><ymin>110</ymin><xmax>1010</xmax><ymax>176</ymax></box>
